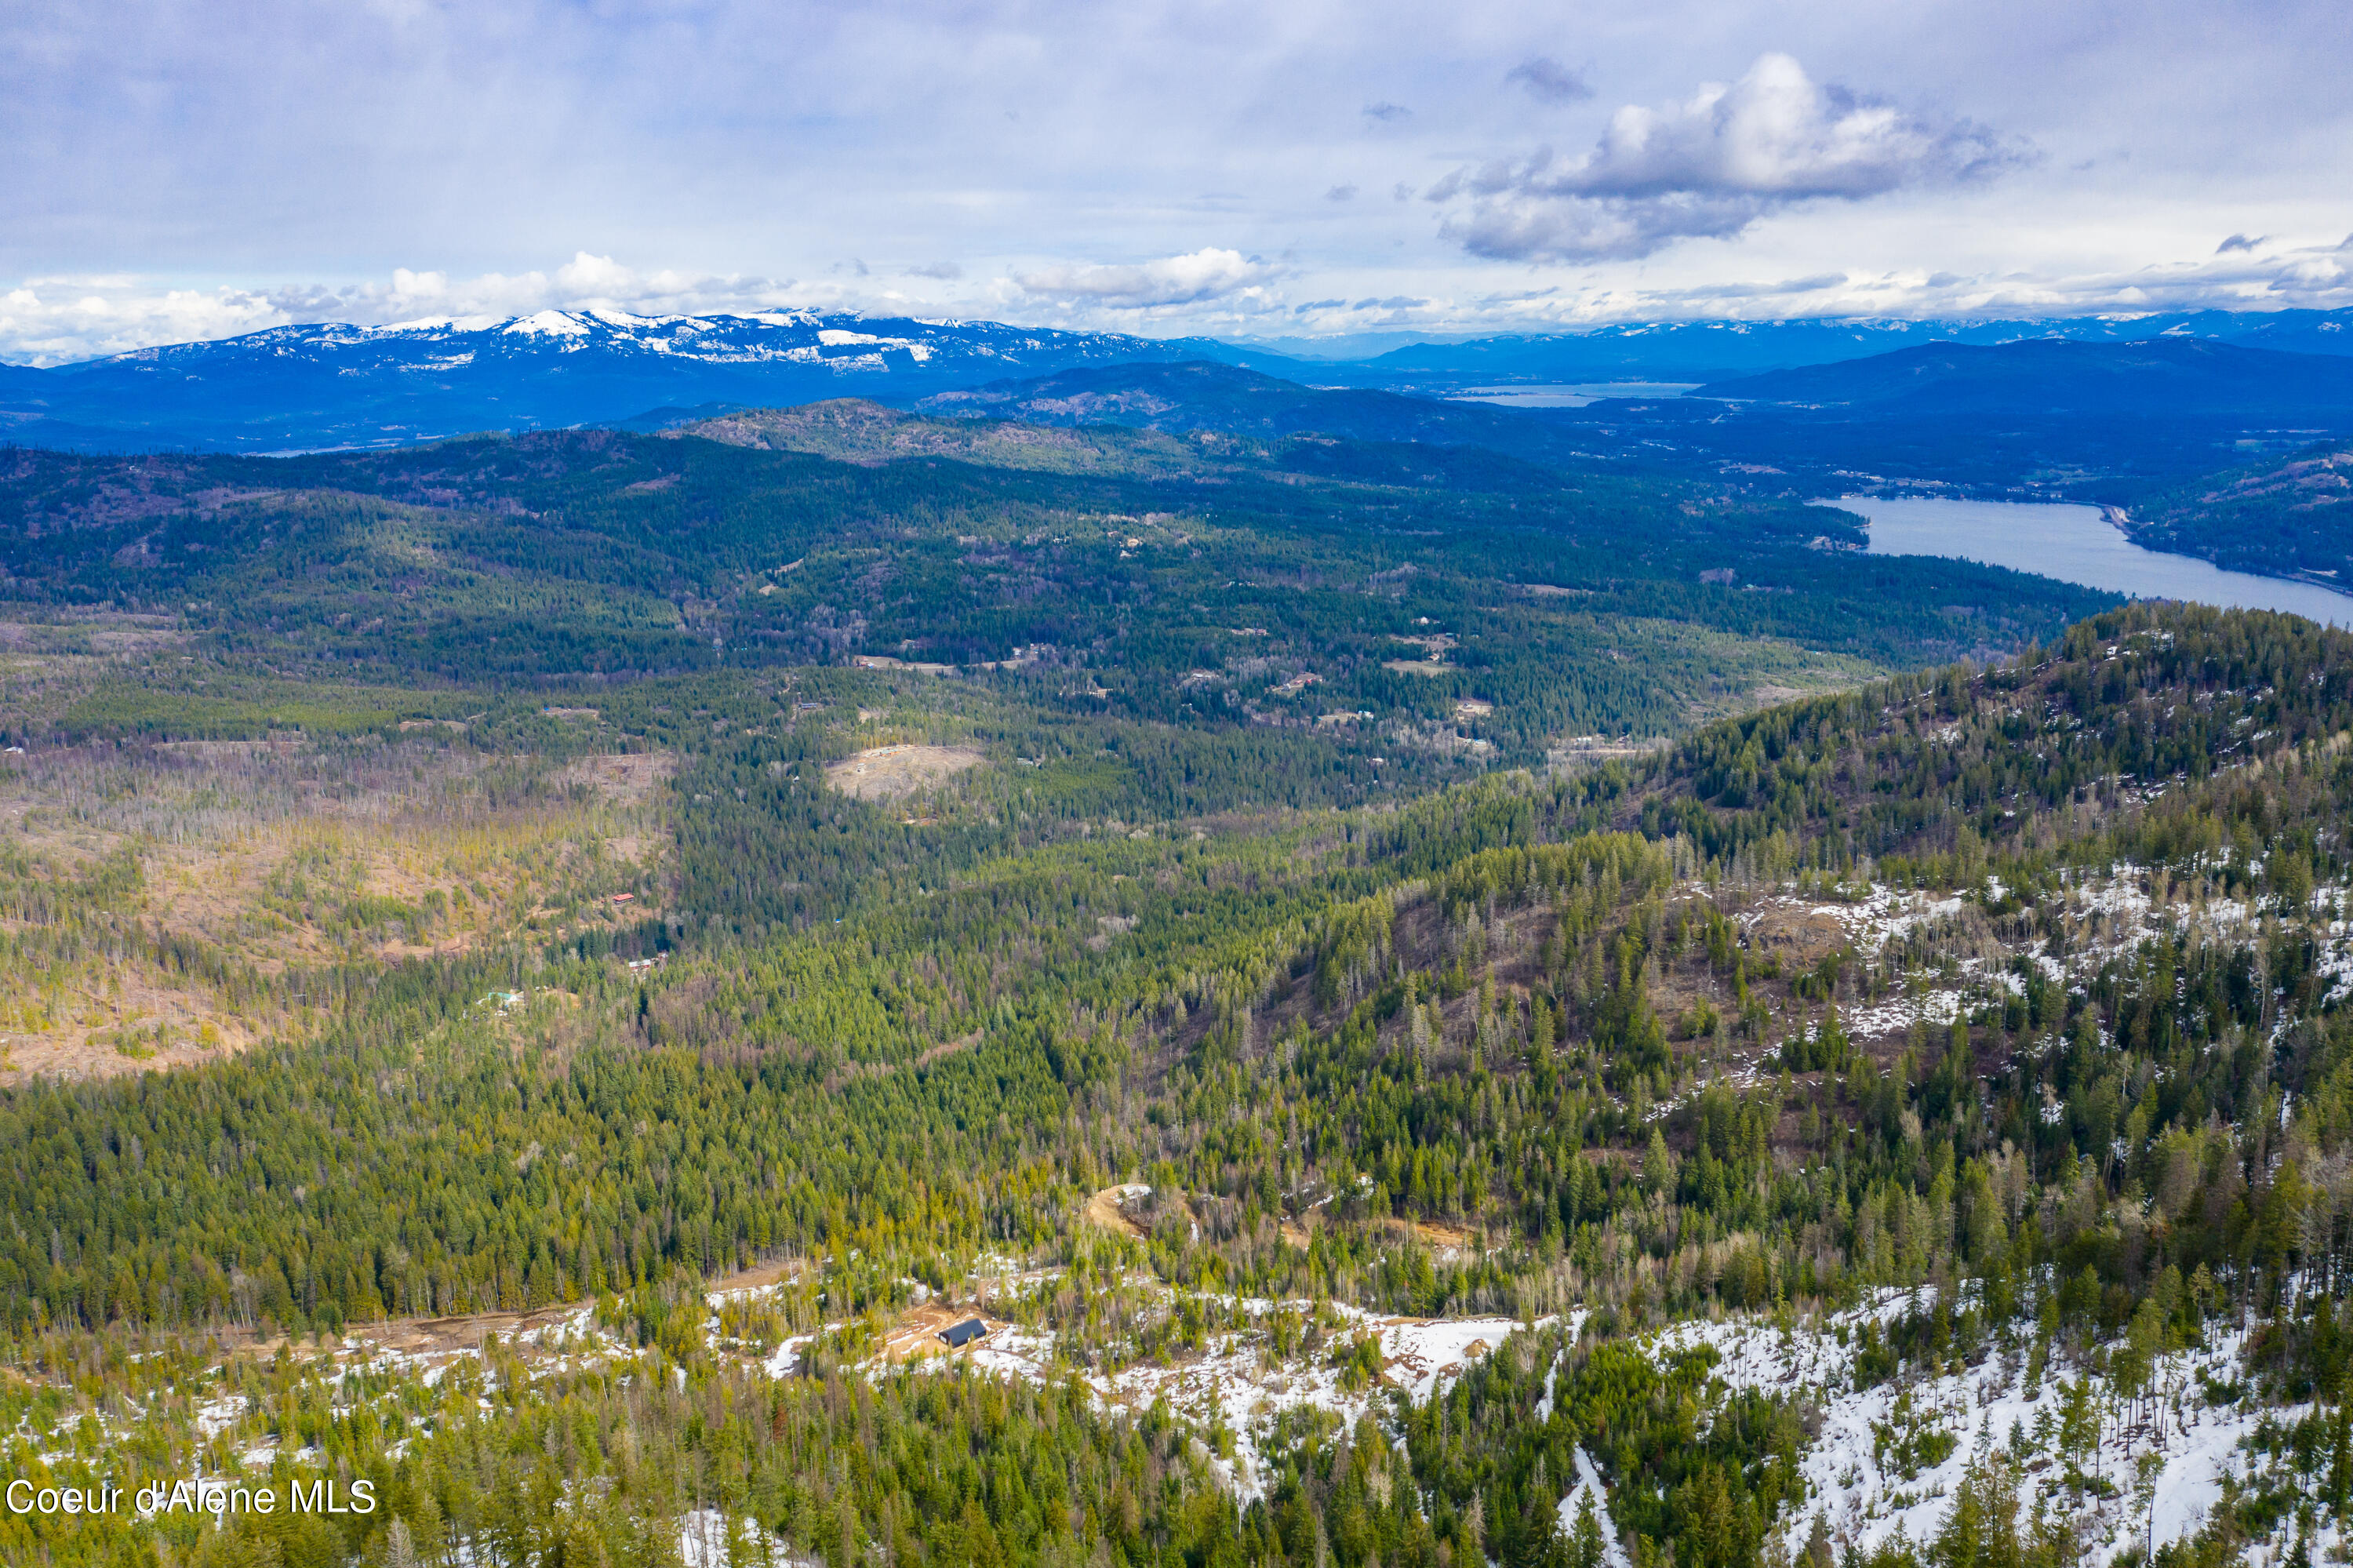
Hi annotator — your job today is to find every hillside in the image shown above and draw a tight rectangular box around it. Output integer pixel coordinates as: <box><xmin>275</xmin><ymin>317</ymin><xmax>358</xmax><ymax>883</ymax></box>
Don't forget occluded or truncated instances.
<box><xmin>1</xmin><ymin>402</ymin><xmax>2349</xmax><ymax>1568</ymax></box>
<box><xmin>0</xmin><ymin>600</ymin><xmax>2350</xmax><ymax>1568</ymax></box>
<box><xmin>911</xmin><ymin>359</ymin><xmax>1625</xmax><ymax>458</ymax></box>
<box><xmin>1697</xmin><ymin>337</ymin><xmax>2353</xmax><ymax>417</ymax></box>
<box><xmin>1242</xmin><ymin>309</ymin><xmax>2353</xmax><ymax>391</ymax></box>
<box><xmin>2125</xmin><ymin>439</ymin><xmax>2353</xmax><ymax>583</ymax></box>
<box><xmin>11</xmin><ymin>307</ymin><xmax>2353</xmax><ymax>460</ymax></box>
<box><xmin>0</xmin><ymin>419</ymin><xmax>2096</xmax><ymax>718</ymax></box>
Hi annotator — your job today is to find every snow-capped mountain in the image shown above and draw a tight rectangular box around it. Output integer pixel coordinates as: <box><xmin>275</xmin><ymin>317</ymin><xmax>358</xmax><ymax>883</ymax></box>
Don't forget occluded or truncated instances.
<box><xmin>6</xmin><ymin>304</ymin><xmax>2350</xmax><ymax>454</ymax></box>
<box><xmin>1348</xmin><ymin>307</ymin><xmax>2353</xmax><ymax>383</ymax></box>
<box><xmin>0</xmin><ymin>309</ymin><xmax>1231</xmax><ymax>453</ymax></box>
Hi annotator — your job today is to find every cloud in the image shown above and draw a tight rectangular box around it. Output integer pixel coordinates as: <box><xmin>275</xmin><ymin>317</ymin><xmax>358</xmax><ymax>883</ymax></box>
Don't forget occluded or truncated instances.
<box><xmin>0</xmin><ymin>252</ymin><xmax>826</xmax><ymax>365</ymax></box>
<box><xmin>0</xmin><ymin>284</ymin><xmax>287</xmax><ymax>367</ymax></box>
<box><xmin>1506</xmin><ymin>57</ymin><xmax>1591</xmax><ymax>104</ymax></box>
<box><xmin>5</xmin><ymin>0</ymin><xmax>2351</xmax><ymax>358</ymax></box>
<box><xmin>370</xmin><ymin>253</ymin><xmax>803</xmax><ymax>322</ymax></box>
<box><xmin>1431</xmin><ymin>53</ymin><xmax>2024</xmax><ymax>263</ymax></box>
<box><xmin>1326</xmin><ymin>185</ymin><xmax>1358</xmax><ymax>202</ymax></box>
<box><xmin>1513</xmin><ymin>238</ymin><xmax>2353</xmax><ymax>324</ymax></box>
<box><xmin>2214</xmin><ymin>234</ymin><xmax>2266</xmax><ymax>254</ymax></box>
<box><xmin>1638</xmin><ymin>272</ymin><xmax>1849</xmax><ymax>302</ymax></box>
<box><xmin>905</xmin><ymin>261</ymin><xmax>964</xmax><ymax>279</ymax></box>
<box><xmin>1351</xmin><ymin>296</ymin><xmax>1429</xmax><ymax>310</ymax></box>
<box><xmin>1011</xmin><ymin>248</ymin><xmax>1278</xmax><ymax>309</ymax></box>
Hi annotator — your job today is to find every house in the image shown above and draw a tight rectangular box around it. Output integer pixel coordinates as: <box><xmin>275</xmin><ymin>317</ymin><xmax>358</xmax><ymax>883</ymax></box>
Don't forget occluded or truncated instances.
<box><xmin>938</xmin><ymin>1318</ymin><xmax>988</xmax><ymax>1348</ymax></box>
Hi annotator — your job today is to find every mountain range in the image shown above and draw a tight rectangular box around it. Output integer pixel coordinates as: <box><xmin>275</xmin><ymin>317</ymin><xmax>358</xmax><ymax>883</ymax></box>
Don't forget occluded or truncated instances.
<box><xmin>1695</xmin><ymin>337</ymin><xmax>2353</xmax><ymax>417</ymax></box>
<box><xmin>0</xmin><ymin>309</ymin><xmax>1248</xmax><ymax>453</ymax></box>
<box><xmin>5</xmin><ymin>282</ymin><xmax>2353</xmax><ymax>1568</ymax></box>
<box><xmin>1256</xmin><ymin>306</ymin><xmax>2353</xmax><ymax>385</ymax></box>
<box><xmin>6</xmin><ymin>304</ymin><xmax>2353</xmax><ymax>455</ymax></box>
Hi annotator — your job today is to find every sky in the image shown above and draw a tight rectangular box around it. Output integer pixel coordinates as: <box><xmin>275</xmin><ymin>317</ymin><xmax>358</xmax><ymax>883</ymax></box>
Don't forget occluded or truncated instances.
<box><xmin>3</xmin><ymin>0</ymin><xmax>2351</xmax><ymax>365</ymax></box>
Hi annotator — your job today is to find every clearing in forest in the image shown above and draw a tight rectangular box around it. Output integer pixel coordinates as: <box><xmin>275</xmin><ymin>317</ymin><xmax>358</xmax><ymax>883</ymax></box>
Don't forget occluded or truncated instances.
<box><xmin>0</xmin><ymin>743</ymin><xmax>673</xmax><ymax>1081</ymax></box>
<box><xmin>824</xmin><ymin>744</ymin><xmax>985</xmax><ymax>801</ymax></box>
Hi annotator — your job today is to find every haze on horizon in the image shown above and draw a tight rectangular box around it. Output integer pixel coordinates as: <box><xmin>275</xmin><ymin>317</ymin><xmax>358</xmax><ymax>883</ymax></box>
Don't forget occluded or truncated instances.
<box><xmin>5</xmin><ymin>0</ymin><xmax>2351</xmax><ymax>366</ymax></box>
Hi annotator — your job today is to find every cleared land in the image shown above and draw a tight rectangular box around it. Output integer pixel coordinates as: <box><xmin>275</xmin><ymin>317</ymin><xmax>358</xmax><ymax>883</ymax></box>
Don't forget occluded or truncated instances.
<box><xmin>0</xmin><ymin>741</ymin><xmax>673</xmax><ymax>1080</ymax></box>
<box><xmin>1081</xmin><ymin>1184</ymin><xmax>1149</xmax><ymax>1238</ymax></box>
<box><xmin>824</xmin><ymin>743</ymin><xmax>985</xmax><ymax>801</ymax></box>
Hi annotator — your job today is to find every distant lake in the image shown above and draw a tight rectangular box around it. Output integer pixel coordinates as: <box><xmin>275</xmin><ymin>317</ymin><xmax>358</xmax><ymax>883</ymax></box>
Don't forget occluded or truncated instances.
<box><xmin>1447</xmin><ymin>382</ymin><xmax>1699</xmax><ymax>409</ymax></box>
<box><xmin>1812</xmin><ymin>495</ymin><xmax>2353</xmax><ymax>629</ymax></box>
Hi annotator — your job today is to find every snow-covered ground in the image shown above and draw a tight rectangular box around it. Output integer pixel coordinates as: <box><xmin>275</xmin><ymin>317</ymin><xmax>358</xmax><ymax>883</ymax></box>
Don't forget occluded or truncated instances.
<box><xmin>1646</xmin><ymin>1293</ymin><xmax>2329</xmax><ymax>1566</ymax></box>
<box><xmin>694</xmin><ymin>1260</ymin><xmax>1557</xmax><ymax>1497</ymax></box>
<box><xmin>943</xmin><ymin>1296</ymin><xmax>1548</xmax><ymax>1497</ymax></box>
<box><xmin>1736</xmin><ymin>865</ymin><xmax>2349</xmax><ymax>1053</ymax></box>
<box><xmin>679</xmin><ymin>1506</ymin><xmax>804</xmax><ymax>1568</ymax></box>
<box><xmin>1557</xmin><ymin>1445</ymin><xmax>1637</xmax><ymax>1568</ymax></box>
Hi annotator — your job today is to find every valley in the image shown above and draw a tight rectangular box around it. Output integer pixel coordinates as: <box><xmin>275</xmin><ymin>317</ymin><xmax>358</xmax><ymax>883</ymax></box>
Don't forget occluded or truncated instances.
<box><xmin>0</xmin><ymin>380</ymin><xmax>2346</xmax><ymax>1568</ymax></box>
<box><xmin>12</xmin><ymin>2</ymin><xmax>2353</xmax><ymax>1565</ymax></box>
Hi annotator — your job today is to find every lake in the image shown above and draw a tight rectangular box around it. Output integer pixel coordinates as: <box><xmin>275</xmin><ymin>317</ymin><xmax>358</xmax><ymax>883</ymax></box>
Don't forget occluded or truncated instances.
<box><xmin>1812</xmin><ymin>495</ymin><xmax>2353</xmax><ymax>629</ymax></box>
<box><xmin>1446</xmin><ymin>382</ymin><xmax>1698</xmax><ymax>409</ymax></box>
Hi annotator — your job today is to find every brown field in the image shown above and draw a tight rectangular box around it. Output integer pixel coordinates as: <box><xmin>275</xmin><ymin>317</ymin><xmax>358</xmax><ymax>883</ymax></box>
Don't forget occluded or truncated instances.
<box><xmin>0</xmin><ymin>742</ymin><xmax>675</xmax><ymax>1080</ymax></box>
<box><xmin>824</xmin><ymin>743</ymin><xmax>985</xmax><ymax>801</ymax></box>
<box><xmin>1081</xmin><ymin>1184</ymin><xmax>1147</xmax><ymax>1238</ymax></box>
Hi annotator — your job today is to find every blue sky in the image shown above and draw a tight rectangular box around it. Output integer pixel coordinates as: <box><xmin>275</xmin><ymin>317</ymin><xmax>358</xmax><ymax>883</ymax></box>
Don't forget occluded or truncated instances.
<box><xmin>3</xmin><ymin>0</ymin><xmax>2349</xmax><ymax>363</ymax></box>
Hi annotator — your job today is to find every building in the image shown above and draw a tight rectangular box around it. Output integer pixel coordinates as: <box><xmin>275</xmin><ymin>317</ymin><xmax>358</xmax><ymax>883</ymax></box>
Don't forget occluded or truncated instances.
<box><xmin>938</xmin><ymin>1318</ymin><xmax>988</xmax><ymax>1348</ymax></box>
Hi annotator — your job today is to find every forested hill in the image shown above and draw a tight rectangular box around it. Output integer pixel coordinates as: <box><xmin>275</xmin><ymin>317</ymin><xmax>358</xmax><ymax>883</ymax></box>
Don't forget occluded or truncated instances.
<box><xmin>908</xmin><ymin>361</ymin><xmax>1612</xmax><ymax>459</ymax></box>
<box><xmin>1698</xmin><ymin>338</ymin><xmax>2353</xmax><ymax>417</ymax></box>
<box><xmin>2</xmin><ymin>391</ymin><xmax>2348</xmax><ymax>1568</ymax></box>
<box><xmin>3</xmin><ymin>599</ymin><xmax>2351</xmax><ymax>1568</ymax></box>
<box><xmin>2122</xmin><ymin>439</ymin><xmax>2353</xmax><ymax>584</ymax></box>
<box><xmin>14</xmin><ymin>602</ymin><xmax>2346</xmax><ymax>1326</ymax></box>
<box><xmin>1642</xmin><ymin>603</ymin><xmax>2353</xmax><ymax>861</ymax></box>
<box><xmin>0</xmin><ymin>420</ymin><xmax>2100</xmax><ymax>746</ymax></box>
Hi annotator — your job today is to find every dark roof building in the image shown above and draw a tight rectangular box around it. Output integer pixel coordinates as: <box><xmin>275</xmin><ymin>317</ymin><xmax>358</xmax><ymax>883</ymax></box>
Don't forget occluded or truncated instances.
<box><xmin>939</xmin><ymin>1318</ymin><xmax>989</xmax><ymax>1348</ymax></box>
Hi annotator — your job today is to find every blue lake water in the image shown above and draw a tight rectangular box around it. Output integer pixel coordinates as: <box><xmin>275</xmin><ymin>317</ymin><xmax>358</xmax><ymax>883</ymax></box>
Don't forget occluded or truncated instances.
<box><xmin>1812</xmin><ymin>495</ymin><xmax>2353</xmax><ymax>629</ymax></box>
<box><xmin>1446</xmin><ymin>383</ymin><xmax>1699</xmax><ymax>409</ymax></box>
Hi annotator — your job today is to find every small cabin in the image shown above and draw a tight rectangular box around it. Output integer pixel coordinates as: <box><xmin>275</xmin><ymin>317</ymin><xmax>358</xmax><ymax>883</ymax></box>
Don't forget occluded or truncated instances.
<box><xmin>938</xmin><ymin>1318</ymin><xmax>988</xmax><ymax>1348</ymax></box>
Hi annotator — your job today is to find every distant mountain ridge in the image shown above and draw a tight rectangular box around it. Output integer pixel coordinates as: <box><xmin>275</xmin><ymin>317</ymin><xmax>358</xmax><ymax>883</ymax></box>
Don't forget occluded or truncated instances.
<box><xmin>5</xmin><ymin>303</ymin><xmax>2352</xmax><ymax>455</ymax></box>
<box><xmin>911</xmin><ymin>360</ymin><xmax>1598</xmax><ymax>462</ymax></box>
<box><xmin>1695</xmin><ymin>337</ymin><xmax>2353</xmax><ymax>415</ymax></box>
<box><xmin>0</xmin><ymin>309</ymin><xmax>1242</xmax><ymax>453</ymax></box>
<box><xmin>1305</xmin><ymin>307</ymin><xmax>2353</xmax><ymax>385</ymax></box>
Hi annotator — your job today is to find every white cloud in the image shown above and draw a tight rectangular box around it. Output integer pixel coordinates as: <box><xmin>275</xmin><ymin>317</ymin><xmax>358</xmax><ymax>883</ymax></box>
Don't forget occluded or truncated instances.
<box><xmin>4</xmin><ymin>0</ymin><xmax>2351</xmax><ymax>358</ymax></box>
<box><xmin>0</xmin><ymin>283</ymin><xmax>287</xmax><ymax>366</ymax></box>
<box><xmin>11</xmin><ymin>231</ymin><xmax>2353</xmax><ymax>369</ymax></box>
<box><xmin>1429</xmin><ymin>238</ymin><xmax>2353</xmax><ymax>328</ymax></box>
<box><xmin>1011</xmin><ymin>248</ymin><xmax>1281</xmax><ymax>310</ymax></box>
<box><xmin>366</xmin><ymin>253</ymin><xmax>805</xmax><ymax>322</ymax></box>
<box><xmin>1433</xmin><ymin>53</ymin><xmax>2024</xmax><ymax>262</ymax></box>
<box><xmin>0</xmin><ymin>253</ymin><xmax>845</xmax><ymax>365</ymax></box>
